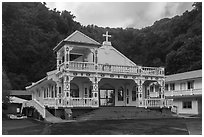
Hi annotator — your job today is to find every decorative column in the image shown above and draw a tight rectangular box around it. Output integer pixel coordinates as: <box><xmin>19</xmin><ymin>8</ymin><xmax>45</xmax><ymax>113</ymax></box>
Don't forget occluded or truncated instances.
<box><xmin>56</xmin><ymin>80</ymin><xmax>62</xmax><ymax>107</ymax></box>
<box><xmin>64</xmin><ymin>45</ymin><xmax>70</xmax><ymax>70</ymax></box>
<box><xmin>90</xmin><ymin>77</ymin><xmax>100</xmax><ymax>107</ymax></box>
<box><xmin>159</xmin><ymin>79</ymin><xmax>165</xmax><ymax>99</ymax></box>
<box><xmin>57</xmin><ymin>52</ymin><xmax>60</xmax><ymax>71</ymax></box>
<box><xmin>63</xmin><ymin>75</ymin><xmax>71</xmax><ymax>107</ymax></box>
<box><xmin>135</xmin><ymin>79</ymin><xmax>145</xmax><ymax>107</ymax></box>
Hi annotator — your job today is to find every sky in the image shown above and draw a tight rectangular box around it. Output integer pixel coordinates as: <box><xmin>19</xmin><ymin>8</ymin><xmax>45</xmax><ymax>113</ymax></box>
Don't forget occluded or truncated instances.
<box><xmin>46</xmin><ymin>2</ymin><xmax>193</xmax><ymax>29</ymax></box>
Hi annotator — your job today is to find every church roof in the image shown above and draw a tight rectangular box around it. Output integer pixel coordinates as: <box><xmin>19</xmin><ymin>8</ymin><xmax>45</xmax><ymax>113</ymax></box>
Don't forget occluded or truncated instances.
<box><xmin>53</xmin><ymin>30</ymin><xmax>101</xmax><ymax>51</ymax></box>
<box><xmin>165</xmin><ymin>69</ymin><xmax>202</xmax><ymax>82</ymax></box>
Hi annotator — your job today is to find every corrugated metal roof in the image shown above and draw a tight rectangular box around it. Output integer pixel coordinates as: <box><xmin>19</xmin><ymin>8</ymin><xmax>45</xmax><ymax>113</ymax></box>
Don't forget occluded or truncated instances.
<box><xmin>165</xmin><ymin>69</ymin><xmax>202</xmax><ymax>82</ymax></box>
<box><xmin>10</xmin><ymin>90</ymin><xmax>31</xmax><ymax>95</ymax></box>
<box><xmin>9</xmin><ymin>96</ymin><xmax>27</xmax><ymax>104</ymax></box>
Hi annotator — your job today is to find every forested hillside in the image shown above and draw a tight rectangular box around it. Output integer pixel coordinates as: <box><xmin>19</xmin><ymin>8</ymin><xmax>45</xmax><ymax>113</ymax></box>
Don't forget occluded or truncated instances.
<box><xmin>2</xmin><ymin>2</ymin><xmax>202</xmax><ymax>90</ymax></box>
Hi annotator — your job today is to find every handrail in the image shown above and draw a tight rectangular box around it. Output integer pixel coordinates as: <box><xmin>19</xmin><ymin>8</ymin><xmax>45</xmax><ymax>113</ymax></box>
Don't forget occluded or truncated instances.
<box><xmin>22</xmin><ymin>99</ymin><xmax>46</xmax><ymax>118</ymax></box>
<box><xmin>165</xmin><ymin>88</ymin><xmax>202</xmax><ymax>96</ymax></box>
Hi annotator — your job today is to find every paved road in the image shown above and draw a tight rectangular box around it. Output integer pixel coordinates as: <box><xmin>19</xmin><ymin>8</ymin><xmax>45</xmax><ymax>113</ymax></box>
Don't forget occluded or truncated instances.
<box><xmin>184</xmin><ymin>118</ymin><xmax>202</xmax><ymax>135</ymax></box>
<box><xmin>2</xmin><ymin>118</ymin><xmax>202</xmax><ymax>135</ymax></box>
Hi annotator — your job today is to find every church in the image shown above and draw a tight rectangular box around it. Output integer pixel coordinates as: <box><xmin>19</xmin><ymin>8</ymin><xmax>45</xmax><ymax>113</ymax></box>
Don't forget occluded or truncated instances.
<box><xmin>23</xmin><ymin>30</ymin><xmax>173</xmax><ymax>120</ymax></box>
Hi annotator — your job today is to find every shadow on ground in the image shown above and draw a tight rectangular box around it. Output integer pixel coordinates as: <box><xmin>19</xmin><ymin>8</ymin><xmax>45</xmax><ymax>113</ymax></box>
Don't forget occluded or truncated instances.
<box><xmin>3</xmin><ymin>118</ymin><xmax>202</xmax><ymax>135</ymax></box>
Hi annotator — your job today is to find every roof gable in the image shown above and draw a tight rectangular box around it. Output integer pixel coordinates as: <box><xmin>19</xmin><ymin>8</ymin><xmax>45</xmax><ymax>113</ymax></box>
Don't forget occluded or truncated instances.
<box><xmin>98</xmin><ymin>44</ymin><xmax>137</xmax><ymax>66</ymax></box>
<box><xmin>53</xmin><ymin>30</ymin><xmax>101</xmax><ymax>51</ymax></box>
<box><xmin>64</xmin><ymin>30</ymin><xmax>100</xmax><ymax>45</ymax></box>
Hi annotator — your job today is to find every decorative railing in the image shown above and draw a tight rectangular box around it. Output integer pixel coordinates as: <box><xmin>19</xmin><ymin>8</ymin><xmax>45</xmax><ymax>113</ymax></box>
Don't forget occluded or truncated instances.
<box><xmin>22</xmin><ymin>99</ymin><xmax>46</xmax><ymax>118</ymax></box>
<box><xmin>98</xmin><ymin>64</ymin><xmax>140</xmax><ymax>74</ymax></box>
<box><xmin>70</xmin><ymin>98</ymin><xmax>95</xmax><ymax>107</ymax></box>
<box><xmin>143</xmin><ymin>99</ymin><xmax>173</xmax><ymax>108</ymax></box>
<box><xmin>43</xmin><ymin>98</ymin><xmax>57</xmax><ymax>107</ymax></box>
<box><xmin>69</xmin><ymin>61</ymin><xmax>95</xmax><ymax>71</ymax></box>
<box><xmin>164</xmin><ymin>89</ymin><xmax>202</xmax><ymax>97</ymax></box>
<box><xmin>141</xmin><ymin>67</ymin><xmax>164</xmax><ymax>76</ymax></box>
<box><xmin>60</xmin><ymin>61</ymin><xmax>164</xmax><ymax>76</ymax></box>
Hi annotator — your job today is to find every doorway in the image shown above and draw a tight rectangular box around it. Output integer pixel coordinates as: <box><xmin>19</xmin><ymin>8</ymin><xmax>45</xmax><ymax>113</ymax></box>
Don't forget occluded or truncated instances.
<box><xmin>99</xmin><ymin>89</ymin><xmax>115</xmax><ymax>106</ymax></box>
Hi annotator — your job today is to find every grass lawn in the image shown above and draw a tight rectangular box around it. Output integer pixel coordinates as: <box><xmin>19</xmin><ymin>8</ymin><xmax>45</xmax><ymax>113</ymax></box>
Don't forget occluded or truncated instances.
<box><xmin>3</xmin><ymin>118</ymin><xmax>201</xmax><ymax>135</ymax></box>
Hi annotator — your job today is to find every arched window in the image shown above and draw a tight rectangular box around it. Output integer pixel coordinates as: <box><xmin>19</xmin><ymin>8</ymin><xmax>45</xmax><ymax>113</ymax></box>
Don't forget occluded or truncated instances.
<box><xmin>118</xmin><ymin>87</ymin><xmax>124</xmax><ymax>101</ymax></box>
<box><xmin>70</xmin><ymin>83</ymin><xmax>79</xmax><ymax>97</ymax></box>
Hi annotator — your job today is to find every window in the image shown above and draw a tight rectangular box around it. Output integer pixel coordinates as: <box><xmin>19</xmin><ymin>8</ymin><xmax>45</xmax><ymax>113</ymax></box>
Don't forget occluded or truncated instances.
<box><xmin>89</xmin><ymin>86</ymin><xmax>92</xmax><ymax>98</ymax></box>
<box><xmin>165</xmin><ymin>84</ymin><xmax>168</xmax><ymax>91</ymax></box>
<box><xmin>180</xmin><ymin>82</ymin><xmax>186</xmax><ymax>90</ymax></box>
<box><xmin>84</xmin><ymin>88</ymin><xmax>88</xmax><ymax>98</ymax></box>
<box><xmin>118</xmin><ymin>87</ymin><xmax>124</xmax><ymax>101</ymax></box>
<box><xmin>55</xmin><ymin>85</ymin><xmax>57</xmax><ymax>97</ymax></box>
<box><xmin>187</xmin><ymin>81</ymin><xmax>194</xmax><ymax>89</ymax></box>
<box><xmin>132</xmin><ymin>86</ymin><xmax>136</xmax><ymax>101</ymax></box>
<box><xmin>183</xmin><ymin>101</ymin><xmax>192</xmax><ymax>109</ymax></box>
<box><xmin>51</xmin><ymin>86</ymin><xmax>54</xmax><ymax>98</ymax></box>
<box><xmin>59</xmin><ymin>87</ymin><xmax>62</xmax><ymax>94</ymax></box>
<box><xmin>170</xmin><ymin>83</ymin><xmax>175</xmax><ymax>90</ymax></box>
<box><xmin>44</xmin><ymin>89</ymin><xmax>46</xmax><ymax>98</ymax></box>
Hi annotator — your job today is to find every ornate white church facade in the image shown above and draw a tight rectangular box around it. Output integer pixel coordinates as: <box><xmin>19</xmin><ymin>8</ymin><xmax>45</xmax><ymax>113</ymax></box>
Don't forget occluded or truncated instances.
<box><xmin>24</xmin><ymin>30</ymin><xmax>173</xmax><ymax>118</ymax></box>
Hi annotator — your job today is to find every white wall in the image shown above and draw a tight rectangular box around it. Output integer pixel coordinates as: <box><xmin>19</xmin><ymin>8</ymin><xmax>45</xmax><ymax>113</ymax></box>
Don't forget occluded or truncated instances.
<box><xmin>173</xmin><ymin>99</ymin><xmax>198</xmax><ymax>115</ymax></box>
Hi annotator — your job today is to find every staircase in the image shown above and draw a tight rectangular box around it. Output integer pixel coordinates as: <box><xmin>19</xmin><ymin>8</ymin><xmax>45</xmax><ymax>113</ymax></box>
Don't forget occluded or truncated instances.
<box><xmin>22</xmin><ymin>99</ymin><xmax>64</xmax><ymax>123</ymax></box>
<box><xmin>77</xmin><ymin>107</ymin><xmax>175</xmax><ymax>121</ymax></box>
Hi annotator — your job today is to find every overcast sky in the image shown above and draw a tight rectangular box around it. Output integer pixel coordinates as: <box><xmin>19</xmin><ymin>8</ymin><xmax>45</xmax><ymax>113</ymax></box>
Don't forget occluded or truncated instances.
<box><xmin>46</xmin><ymin>2</ymin><xmax>193</xmax><ymax>29</ymax></box>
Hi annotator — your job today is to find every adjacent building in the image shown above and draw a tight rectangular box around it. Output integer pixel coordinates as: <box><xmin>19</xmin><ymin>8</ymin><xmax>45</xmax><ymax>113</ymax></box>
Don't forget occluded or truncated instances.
<box><xmin>165</xmin><ymin>69</ymin><xmax>202</xmax><ymax>115</ymax></box>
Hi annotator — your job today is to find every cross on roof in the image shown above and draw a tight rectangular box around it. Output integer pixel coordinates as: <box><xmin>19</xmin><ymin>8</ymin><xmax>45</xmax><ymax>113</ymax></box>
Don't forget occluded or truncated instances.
<box><xmin>103</xmin><ymin>31</ymin><xmax>111</xmax><ymax>42</ymax></box>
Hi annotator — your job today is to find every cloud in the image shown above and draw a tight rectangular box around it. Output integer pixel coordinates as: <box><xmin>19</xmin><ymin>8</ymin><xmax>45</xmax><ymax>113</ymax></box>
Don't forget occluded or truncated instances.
<box><xmin>46</xmin><ymin>2</ymin><xmax>193</xmax><ymax>29</ymax></box>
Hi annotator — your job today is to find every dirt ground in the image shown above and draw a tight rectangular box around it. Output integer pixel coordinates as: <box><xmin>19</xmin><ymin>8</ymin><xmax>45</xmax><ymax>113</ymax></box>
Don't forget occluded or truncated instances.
<box><xmin>2</xmin><ymin>118</ymin><xmax>202</xmax><ymax>135</ymax></box>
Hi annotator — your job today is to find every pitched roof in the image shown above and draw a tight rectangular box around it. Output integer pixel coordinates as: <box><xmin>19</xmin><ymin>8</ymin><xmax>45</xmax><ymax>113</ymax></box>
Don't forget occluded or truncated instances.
<box><xmin>9</xmin><ymin>96</ymin><xmax>28</xmax><ymax>104</ymax></box>
<box><xmin>165</xmin><ymin>69</ymin><xmax>202</xmax><ymax>82</ymax></box>
<box><xmin>10</xmin><ymin>90</ymin><xmax>31</xmax><ymax>95</ymax></box>
<box><xmin>53</xmin><ymin>30</ymin><xmax>101</xmax><ymax>51</ymax></box>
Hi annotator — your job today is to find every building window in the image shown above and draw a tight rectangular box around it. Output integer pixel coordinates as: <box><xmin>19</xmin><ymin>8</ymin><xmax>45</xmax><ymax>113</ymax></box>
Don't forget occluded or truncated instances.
<box><xmin>170</xmin><ymin>83</ymin><xmax>175</xmax><ymax>91</ymax></box>
<box><xmin>132</xmin><ymin>86</ymin><xmax>137</xmax><ymax>101</ymax></box>
<box><xmin>59</xmin><ymin>87</ymin><xmax>62</xmax><ymax>94</ymax></box>
<box><xmin>165</xmin><ymin>84</ymin><xmax>168</xmax><ymax>91</ymax></box>
<box><xmin>51</xmin><ymin>86</ymin><xmax>54</xmax><ymax>98</ymax></box>
<box><xmin>183</xmin><ymin>101</ymin><xmax>192</xmax><ymax>109</ymax></box>
<box><xmin>180</xmin><ymin>82</ymin><xmax>186</xmax><ymax>90</ymax></box>
<box><xmin>44</xmin><ymin>89</ymin><xmax>46</xmax><ymax>98</ymax></box>
<box><xmin>118</xmin><ymin>87</ymin><xmax>124</xmax><ymax>101</ymax></box>
<box><xmin>55</xmin><ymin>85</ymin><xmax>57</xmax><ymax>97</ymax></box>
<box><xmin>187</xmin><ymin>81</ymin><xmax>194</xmax><ymax>89</ymax></box>
<box><xmin>89</xmin><ymin>86</ymin><xmax>92</xmax><ymax>98</ymax></box>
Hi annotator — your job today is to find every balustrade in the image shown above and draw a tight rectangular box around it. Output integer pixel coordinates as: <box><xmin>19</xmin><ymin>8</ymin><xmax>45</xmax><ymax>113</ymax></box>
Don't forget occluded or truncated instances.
<box><xmin>69</xmin><ymin>61</ymin><xmax>95</xmax><ymax>71</ymax></box>
<box><xmin>165</xmin><ymin>89</ymin><xmax>202</xmax><ymax>97</ymax></box>
<box><xmin>143</xmin><ymin>99</ymin><xmax>173</xmax><ymax>108</ymax></box>
<box><xmin>57</xmin><ymin>61</ymin><xmax>164</xmax><ymax>76</ymax></box>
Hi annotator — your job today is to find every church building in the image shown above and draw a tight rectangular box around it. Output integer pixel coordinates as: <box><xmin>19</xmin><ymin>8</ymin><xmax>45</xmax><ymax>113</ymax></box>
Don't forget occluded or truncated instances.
<box><xmin>23</xmin><ymin>30</ymin><xmax>173</xmax><ymax>119</ymax></box>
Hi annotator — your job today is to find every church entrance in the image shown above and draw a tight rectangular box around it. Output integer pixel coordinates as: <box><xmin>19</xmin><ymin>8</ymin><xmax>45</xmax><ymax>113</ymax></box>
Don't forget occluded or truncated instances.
<box><xmin>99</xmin><ymin>83</ymin><xmax>115</xmax><ymax>106</ymax></box>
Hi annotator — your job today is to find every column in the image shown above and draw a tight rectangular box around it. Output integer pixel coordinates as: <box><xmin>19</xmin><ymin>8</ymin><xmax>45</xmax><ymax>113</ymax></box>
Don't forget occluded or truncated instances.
<box><xmin>91</xmin><ymin>77</ymin><xmax>100</xmax><ymax>107</ymax></box>
<box><xmin>63</xmin><ymin>75</ymin><xmax>71</xmax><ymax>106</ymax></box>
<box><xmin>56</xmin><ymin>80</ymin><xmax>62</xmax><ymax>106</ymax></box>
<box><xmin>57</xmin><ymin>51</ymin><xmax>60</xmax><ymax>71</ymax></box>
<box><xmin>159</xmin><ymin>79</ymin><xmax>165</xmax><ymax>99</ymax></box>
<box><xmin>135</xmin><ymin>79</ymin><xmax>145</xmax><ymax>107</ymax></box>
<box><xmin>64</xmin><ymin>45</ymin><xmax>73</xmax><ymax>70</ymax></box>
<box><xmin>94</xmin><ymin>48</ymin><xmax>98</xmax><ymax>70</ymax></box>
